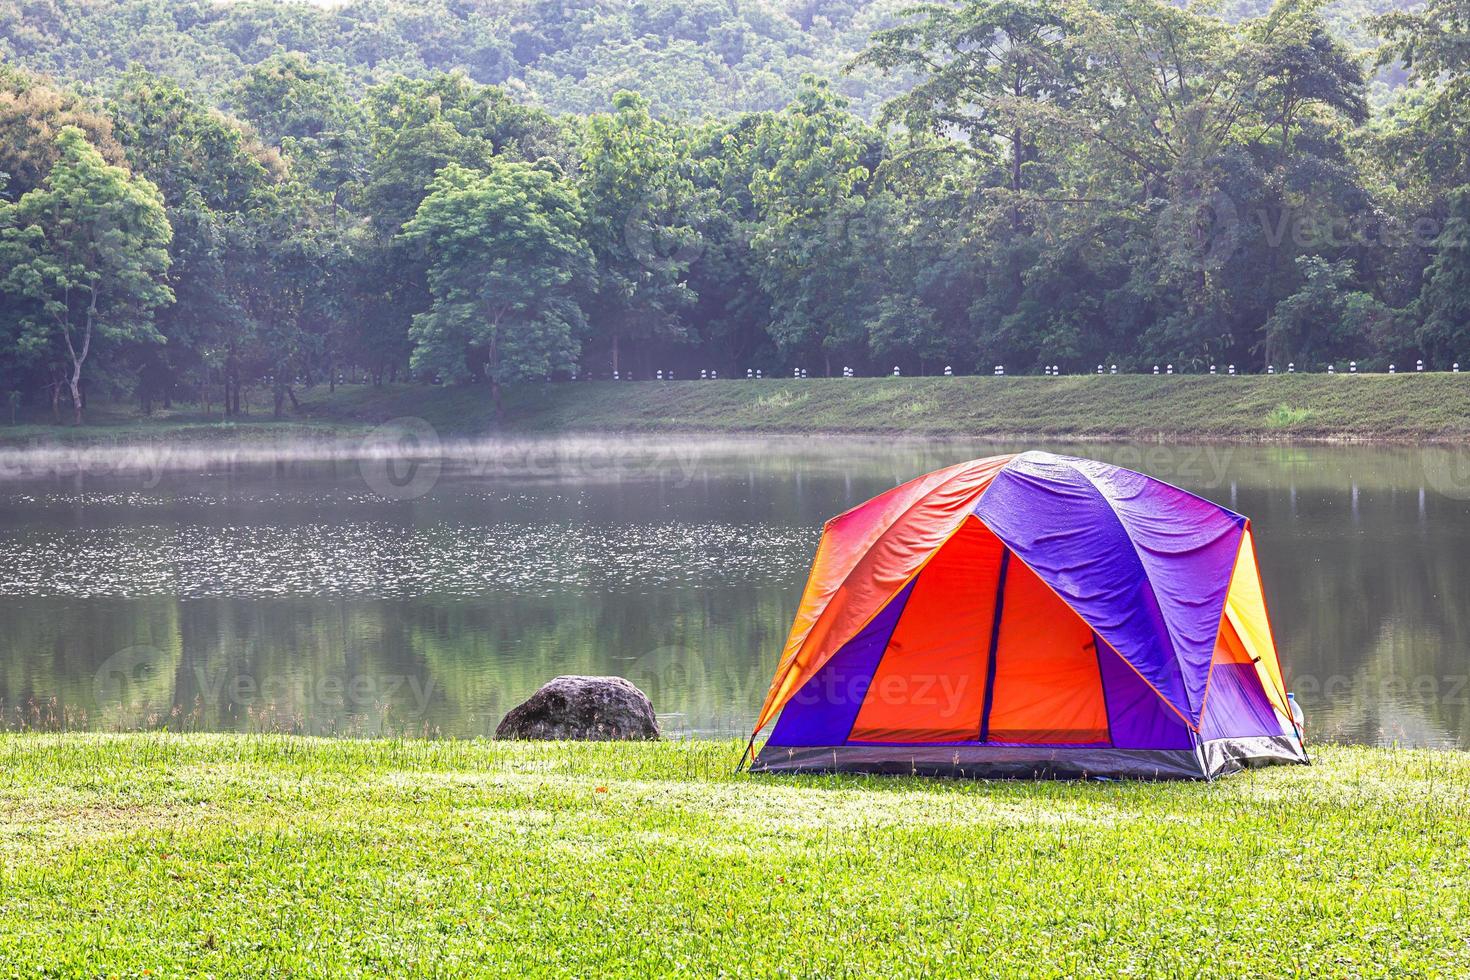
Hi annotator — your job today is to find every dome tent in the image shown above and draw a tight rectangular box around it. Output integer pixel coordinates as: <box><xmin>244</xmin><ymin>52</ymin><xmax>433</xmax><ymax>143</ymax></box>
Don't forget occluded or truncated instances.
<box><xmin>747</xmin><ymin>451</ymin><xmax>1307</xmax><ymax>780</ymax></box>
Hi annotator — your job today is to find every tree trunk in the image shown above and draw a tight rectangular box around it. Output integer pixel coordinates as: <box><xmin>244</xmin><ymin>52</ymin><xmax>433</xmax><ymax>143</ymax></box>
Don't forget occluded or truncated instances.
<box><xmin>489</xmin><ymin>320</ymin><xmax>503</xmax><ymax>421</ymax></box>
<box><xmin>611</xmin><ymin>333</ymin><xmax>620</xmax><ymax>377</ymax></box>
<box><xmin>225</xmin><ymin>348</ymin><xmax>240</xmax><ymax>416</ymax></box>
<box><xmin>62</xmin><ymin>301</ymin><xmax>95</xmax><ymax>426</ymax></box>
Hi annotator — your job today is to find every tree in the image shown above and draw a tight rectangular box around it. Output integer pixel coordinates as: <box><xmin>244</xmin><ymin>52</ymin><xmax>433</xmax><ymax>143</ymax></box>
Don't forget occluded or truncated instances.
<box><xmin>0</xmin><ymin>126</ymin><xmax>172</xmax><ymax>424</ymax></box>
<box><xmin>747</xmin><ymin>78</ymin><xmax>884</xmax><ymax>372</ymax></box>
<box><xmin>236</xmin><ymin>180</ymin><xmax>351</xmax><ymax>417</ymax></box>
<box><xmin>1375</xmin><ymin>0</ymin><xmax>1470</xmax><ymax>189</ymax></box>
<box><xmin>578</xmin><ymin>91</ymin><xmax>700</xmax><ymax>376</ymax></box>
<box><xmin>1419</xmin><ymin>187</ymin><xmax>1470</xmax><ymax>362</ymax></box>
<box><xmin>1248</xmin><ymin>1</ymin><xmax>1366</xmax><ymax>166</ymax></box>
<box><xmin>230</xmin><ymin>53</ymin><xmax>356</xmax><ymax>147</ymax></box>
<box><xmin>352</xmin><ymin>74</ymin><xmax>571</xmax><ymax>387</ymax></box>
<box><xmin>867</xmin><ymin>295</ymin><xmax>944</xmax><ymax>372</ymax></box>
<box><xmin>108</xmin><ymin>69</ymin><xmax>282</xmax><ymax>412</ymax></box>
<box><xmin>0</xmin><ymin>65</ymin><xmax>125</xmax><ymax>200</ymax></box>
<box><xmin>853</xmin><ymin>0</ymin><xmax>1077</xmax><ymax>208</ymax></box>
<box><xmin>399</xmin><ymin>160</ymin><xmax>591</xmax><ymax>417</ymax></box>
<box><xmin>1264</xmin><ymin>255</ymin><xmax>1387</xmax><ymax>366</ymax></box>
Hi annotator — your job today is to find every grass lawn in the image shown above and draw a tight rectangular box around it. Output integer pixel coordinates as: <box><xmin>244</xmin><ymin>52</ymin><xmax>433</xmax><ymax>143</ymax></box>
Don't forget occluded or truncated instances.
<box><xmin>9</xmin><ymin>373</ymin><xmax>1470</xmax><ymax>445</ymax></box>
<box><xmin>0</xmin><ymin>735</ymin><xmax>1466</xmax><ymax>976</ymax></box>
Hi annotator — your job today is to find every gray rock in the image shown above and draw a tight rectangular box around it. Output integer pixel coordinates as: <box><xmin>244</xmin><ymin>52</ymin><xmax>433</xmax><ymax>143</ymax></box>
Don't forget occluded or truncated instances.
<box><xmin>495</xmin><ymin>675</ymin><xmax>660</xmax><ymax>741</ymax></box>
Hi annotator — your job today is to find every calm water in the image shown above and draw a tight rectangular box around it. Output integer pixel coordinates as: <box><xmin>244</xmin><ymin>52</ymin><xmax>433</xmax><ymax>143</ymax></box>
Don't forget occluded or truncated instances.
<box><xmin>1</xmin><ymin>435</ymin><xmax>1468</xmax><ymax>747</ymax></box>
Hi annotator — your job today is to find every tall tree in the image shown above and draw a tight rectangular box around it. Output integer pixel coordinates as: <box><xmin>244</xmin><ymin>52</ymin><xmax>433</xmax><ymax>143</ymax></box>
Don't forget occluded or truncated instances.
<box><xmin>853</xmin><ymin>0</ymin><xmax>1077</xmax><ymax>209</ymax></box>
<box><xmin>0</xmin><ymin>126</ymin><xmax>172</xmax><ymax>423</ymax></box>
<box><xmin>399</xmin><ymin>160</ymin><xmax>591</xmax><ymax>417</ymax></box>
<box><xmin>108</xmin><ymin>69</ymin><xmax>281</xmax><ymax>412</ymax></box>
<box><xmin>1418</xmin><ymin>188</ymin><xmax>1470</xmax><ymax>362</ymax></box>
<box><xmin>0</xmin><ymin>65</ymin><xmax>125</xmax><ymax>199</ymax></box>
<box><xmin>578</xmin><ymin>90</ymin><xmax>700</xmax><ymax>376</ymax></box>
<box><xmin>1376</xmin><ymin>0</ymin><xmax>1470</xmax><ymax>192</ymax></box>
<box><xmin>746</xmin><ymin>77</ymin><xmax>883</xmax><ymax>373</ymax></box>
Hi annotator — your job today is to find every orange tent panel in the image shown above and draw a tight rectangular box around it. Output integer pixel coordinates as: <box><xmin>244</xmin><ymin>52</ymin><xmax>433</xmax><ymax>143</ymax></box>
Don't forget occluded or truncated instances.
<box><xmin>849</xmin><ymin>517</ymin><xmax>1003</xmax><ymax>742</ymax></box>
<box><xmin>986</xmin><ymin>559</ymin><xmax>1109</xmax><ymax>744</ymax></box>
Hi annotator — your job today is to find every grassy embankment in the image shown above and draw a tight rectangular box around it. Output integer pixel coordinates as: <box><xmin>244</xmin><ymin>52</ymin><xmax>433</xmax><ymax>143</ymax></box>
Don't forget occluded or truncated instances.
<box><xmin>0</xmin><ymin>734</ymin><xmax>1466</xmax><ymax>976</ymax></box>
<box><xmin>7</xmin><ymin>373</ymin><xmax>1470</xmax><ymax>445</ymax></box>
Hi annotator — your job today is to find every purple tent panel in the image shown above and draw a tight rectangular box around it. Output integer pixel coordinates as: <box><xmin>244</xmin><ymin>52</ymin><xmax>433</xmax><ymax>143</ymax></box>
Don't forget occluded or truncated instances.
<box><xmin>1200</xmin><ymin>664</ymin><xmax>1283</xmax><ymax>740</ymax></box>
<box><xmin>973</xmin><ymin>452</ymin><xmax>1244</xmax><ymax>723</ymax></box>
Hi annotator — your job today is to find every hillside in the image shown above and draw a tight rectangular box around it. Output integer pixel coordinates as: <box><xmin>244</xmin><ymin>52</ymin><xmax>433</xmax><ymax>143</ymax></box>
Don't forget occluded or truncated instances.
<box><xmin>0</xmin><ymin>0</ymin><xmax>916</xmax><ymax>117</ymax></box>
<box><xmin>0</xmin><ymin>0</ymin><xmax>1414</xmax><ymax>118</ymax></box>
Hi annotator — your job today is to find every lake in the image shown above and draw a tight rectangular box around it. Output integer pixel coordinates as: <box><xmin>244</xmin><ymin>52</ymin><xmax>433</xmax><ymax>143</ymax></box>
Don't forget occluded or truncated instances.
<box><xmin>1</xmin><ymin>433</ymin><xmax>1467</xmax><ymax>748</ymax></box>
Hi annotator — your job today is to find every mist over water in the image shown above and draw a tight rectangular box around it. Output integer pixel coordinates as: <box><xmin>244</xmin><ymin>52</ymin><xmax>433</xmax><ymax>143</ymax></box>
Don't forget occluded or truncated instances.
<box><xmin>1</xmin><ymin>434</ymin><xmax>1467</xmax><ymax>746</ymax></box>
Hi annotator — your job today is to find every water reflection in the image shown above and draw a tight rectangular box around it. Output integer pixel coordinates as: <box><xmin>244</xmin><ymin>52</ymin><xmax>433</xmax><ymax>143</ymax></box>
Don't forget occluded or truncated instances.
<box><xmin>0</xmin><ymin>436</ymin><xmax>1467</xmax><ymax>746</ymax></box>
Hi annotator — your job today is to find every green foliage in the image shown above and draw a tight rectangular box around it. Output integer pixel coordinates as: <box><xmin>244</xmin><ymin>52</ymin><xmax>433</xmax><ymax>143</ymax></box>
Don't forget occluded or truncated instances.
<box><xmin>1264</xmin><ymin>256</ymin><xmax>1382</xmax><ymax>366</ymax></box>
<box><xmin>0</xmin><ymin>64</ymin><xmax>126</xmax><ymax>198</ymax></box>
<box><xmin>0</xmin><ymin>126</ymin><xmax>172</xmax><ymax>423</ymax></box>
<box><xmin>106</xmin><ymin>69</ymin><xmax>283</xmax><ymax>412</ymax></box>
<box><xmin>1419</xmin><ymin>187</ymin><xmax>1470</xmax><ymax>360</ymax></box>
<box><xmin>0</xmin><ymin>0</ymin><xmax>912</xmax><ymax>118</ymax></box>
<box><xmin>747</xmin><ymin>78</ymin><xmax>884</xmax><ymax>369</ymax></box>
<box><xmin>1</xmin><ymin>0</ymin><xmax>1470</xmax><ymax>420</ymax></box>
<box><xmin>578</xmin><ymin>91</ymin><xmax>700</xmax><ymax>371</ymax></box>
<box><xmin>230</xmin><ymin>53</ymin><xmax>358</xmax><ymax>147</ymax></box>
<box><xmin>399</xmin><ymin>160</ymin><xmax>592</xmax><ymax>414</ymax></box>
<box><xmin>1266</xmin><ymin>402</ymin><xmax>1316</xmax><ymax>426</ymax></box>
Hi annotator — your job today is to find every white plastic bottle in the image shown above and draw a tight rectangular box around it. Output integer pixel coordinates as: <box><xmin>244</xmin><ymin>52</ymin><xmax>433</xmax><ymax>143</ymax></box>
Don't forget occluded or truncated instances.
<box><xmin>1286</xmin><ymin>692</ymin><xmax>1305</xmax><ymax>742</ymax></box>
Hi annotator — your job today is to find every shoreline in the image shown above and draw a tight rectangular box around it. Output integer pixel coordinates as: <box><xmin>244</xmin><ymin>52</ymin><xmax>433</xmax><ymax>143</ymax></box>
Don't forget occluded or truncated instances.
<box><xmin>3</xmin><ymin>375</ymin><xmax>1469</xmax><ymax>449</ymax></box>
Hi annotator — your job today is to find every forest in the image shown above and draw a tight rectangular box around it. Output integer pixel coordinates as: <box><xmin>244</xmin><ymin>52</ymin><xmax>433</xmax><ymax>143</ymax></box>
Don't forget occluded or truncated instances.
<box><xmin>2</xmin><ymin>0</ymin><xmax>1469</xmax><ymax>422</ymax></box>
